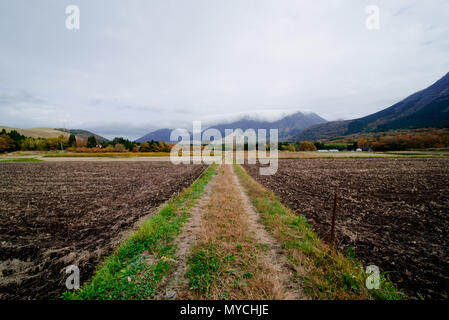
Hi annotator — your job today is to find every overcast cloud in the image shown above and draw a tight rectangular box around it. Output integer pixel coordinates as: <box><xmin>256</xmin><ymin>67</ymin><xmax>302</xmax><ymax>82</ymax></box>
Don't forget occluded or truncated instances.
<box><xmin>0</xmin><ymin>0</ymin><xmax>448</xmax><ymax>139</ymax></box>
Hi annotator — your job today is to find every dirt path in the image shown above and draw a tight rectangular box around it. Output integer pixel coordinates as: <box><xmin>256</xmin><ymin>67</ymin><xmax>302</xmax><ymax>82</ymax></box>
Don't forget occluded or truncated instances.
<box><xmin>230</xmin><ymin>165</ymin><xmax>304</xmax><ymax>299</ymax></box>
<box><xmin>160</xmin><ymin>164</ymin><xmax>303</xmax><ymax>300</ymax></box>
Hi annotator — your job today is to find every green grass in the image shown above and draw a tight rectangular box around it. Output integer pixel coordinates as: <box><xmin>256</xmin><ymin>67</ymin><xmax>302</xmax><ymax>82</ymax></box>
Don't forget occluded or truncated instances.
<box><xmin>185</xmin><ymin>244</ymin><xmax>223</xmax><ymax>295</ymax></box>
<box><xmin>62</xmin><ymin>164</ymin><xmax>217</xmax><ymax>300</ymax></box>
<box><xmin>234</xmin><ymin>164</ymin><xmax>405</xmax><ymax>300</ymax></box>
<box><xmin>0</xmin><ymin>158</ymin><xmax>43</xmax><ymax>162</ymax></box>
<box><xmin>184</xmin><ymin>243</ymin><xmax>257</xmax><ymax>298</ymax></box>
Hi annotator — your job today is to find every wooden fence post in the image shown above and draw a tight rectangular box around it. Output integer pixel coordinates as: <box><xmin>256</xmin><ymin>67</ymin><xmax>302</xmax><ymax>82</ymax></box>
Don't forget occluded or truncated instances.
<box><xmin>330</xmin><ymin>192</ymin><xmax>338</xmax><ymax>245</ymax></box>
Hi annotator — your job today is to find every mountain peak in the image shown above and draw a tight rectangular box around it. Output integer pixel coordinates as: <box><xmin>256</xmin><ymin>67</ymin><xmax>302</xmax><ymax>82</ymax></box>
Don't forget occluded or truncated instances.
<box><xmin>295</xmin><ymin>71</ymin><xmax>449</xmax><ymax>140</ymax></box>
<box><xmin>136</xmin><ymin>111</ymin><xmax>327</xmax><ymax>142</ymax></box>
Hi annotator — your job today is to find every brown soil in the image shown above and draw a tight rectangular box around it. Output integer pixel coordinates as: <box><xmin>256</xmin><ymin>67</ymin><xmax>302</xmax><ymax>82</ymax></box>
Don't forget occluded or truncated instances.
<box><xmin>0</xmin><ymin>162</ymin><xmax>206</xmax><ymax>300</ymax></box>
<box><xmin>243</xmin><ymin>158</ymin><xmax>449</xmax><ymax>300</ymax></box>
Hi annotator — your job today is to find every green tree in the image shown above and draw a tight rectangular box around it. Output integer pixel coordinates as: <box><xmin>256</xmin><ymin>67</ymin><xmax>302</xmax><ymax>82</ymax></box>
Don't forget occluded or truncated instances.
<box><xmin>313</xmin><ymin>141</ymin><xmax>325</xmax><ymax>150</ymax></box>
<box><xmin>112</xmin><ymin>137</ymin><xmax>134</xmax><ymax>151</ymax></box>
<box><xmin>20</xmin><ymin>138</ymin><xmax>37</xmax><ymax>150</ymax></box>
<box><xmin>68</xmin><ymin>134</ymin><xmax>76</xmax><ymax>147</ymax></box>
<box><xmin>35</xmin><ymin>139</ymin><xmax>48</xmax><ymax>151</ymax></box>
<box><xmin>8</xmin><ymin>130</ymin><xmax>25</xmax><ymax>143</ymax></box>
<box><xmin>87</xmin><ymin>136</ymin><xmax>97</xmax><ymax>148</ymax></box>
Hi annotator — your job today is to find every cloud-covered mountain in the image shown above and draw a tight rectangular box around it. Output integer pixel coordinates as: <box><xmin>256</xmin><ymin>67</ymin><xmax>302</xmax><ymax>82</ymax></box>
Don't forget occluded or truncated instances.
<box><xmin>136</xmin><ymin>111</ymin><xmax>327</xmax><ymax>142</ymax></box>
<box><xmin>295</xmin><ymin>72</ymin><xmax>449</xmax><ymax>141</ymax></box>
<box><xmin>135</xmin><ymin>128</ymin><xmax>175</xmax><ymax>143</ymax></box>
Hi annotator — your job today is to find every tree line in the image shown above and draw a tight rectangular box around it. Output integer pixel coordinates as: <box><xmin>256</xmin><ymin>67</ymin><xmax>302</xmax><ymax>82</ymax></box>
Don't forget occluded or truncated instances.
<box><xmin>67</xmin><ymin>136</ymin><xmax>173</xmax><ymax>153</ymax></box>
<box><xmin>355</xmin><ymin>130</ymin><xmax>449</xmax><ymax>151</ymax></box>
<box><xmin>280</xmin><ymin>129</ymin><xmax>449</xmax><ymax>152</ymax></box>
<box><xmin>3</xmin><ymin>128</ymin><xmax>448</xmax><ymax>154</ymax></box>
<box><xmin>0</xmin><ymin>129</ymin><xmax>173</xmax><ymax>153</ymax></box>
<box><xmin>0</xmin><ymin>129</ymin><xmax>70</xmax><ymax>153</ymax></box>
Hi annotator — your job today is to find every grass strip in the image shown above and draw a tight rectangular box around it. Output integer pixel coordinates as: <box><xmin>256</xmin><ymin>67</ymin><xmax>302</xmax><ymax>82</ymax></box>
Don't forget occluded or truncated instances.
<box><xmin>0</xmin><ymin>158</ymin><xmax>43</xmax><ymax>162</ymax></box>
<box><xmin>44</xmin><ymin>152</ymin><xmax>171</xmax><ymax>158</ymax></box>
<box><xmin>62</xmin><ymin>164</ymin><xmax>217</xmax><ymax>300</ymax></box>
<box><xmin>183</xmin><ymin>165</ymin><xmax>288</xmax><ymax>300</ymax></box>
<box><xmin>234</xmin><ymin>164</ymin><xmax>405</xmax><ymax>300</ymax></box>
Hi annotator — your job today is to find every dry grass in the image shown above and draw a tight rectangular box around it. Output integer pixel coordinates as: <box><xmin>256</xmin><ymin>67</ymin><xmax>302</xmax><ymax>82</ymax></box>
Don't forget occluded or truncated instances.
<box><xmin>181</xmin><ymin>165</ymin><xmax>293</xmax><ymax>300</ymax></box>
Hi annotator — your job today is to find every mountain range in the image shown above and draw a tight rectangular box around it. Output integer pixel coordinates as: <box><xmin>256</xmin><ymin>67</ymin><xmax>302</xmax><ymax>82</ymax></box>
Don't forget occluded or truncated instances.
<box><xmin>55</xmin><ymin>128</ymin><xmax>108</xmax><ymax>142</ymax></box>
<box><xmin>4</xmin><ymin>72</ymin><xmax>448</xmax><ymax>144</ymax></box>
<box><xmin>294</xmin><ymin>72</ymin><xmax>449</xmax><ymax>141</ymax></box>
<box><xmin>136</xmin><ymin>111</ymin><xmax>327</xmax><ymax>143</ymax></box>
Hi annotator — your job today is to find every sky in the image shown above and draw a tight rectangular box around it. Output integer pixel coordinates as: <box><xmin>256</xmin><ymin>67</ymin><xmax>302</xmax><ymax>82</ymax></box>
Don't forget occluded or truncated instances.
<box><xmin>0</xmin><ymin>0</ymin><xmax>448</xmax><ymax>140</ymax></box>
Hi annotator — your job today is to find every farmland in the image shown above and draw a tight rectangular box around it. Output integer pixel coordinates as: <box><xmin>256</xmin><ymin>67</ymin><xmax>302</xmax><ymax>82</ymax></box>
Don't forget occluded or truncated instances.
<box><xmin>0</xmin><ymin>162</ymin><xmax>206</xmax><ymax>299</ymax></box>
<box><xmin>243</xmin><ymin>158</ymin><xmax>449</xmax><ymax>300</ymax></box>
<box><xmin>0</xmin><ymin>157</ymin><xmax>446</xmax><ymax>301</ymax></box>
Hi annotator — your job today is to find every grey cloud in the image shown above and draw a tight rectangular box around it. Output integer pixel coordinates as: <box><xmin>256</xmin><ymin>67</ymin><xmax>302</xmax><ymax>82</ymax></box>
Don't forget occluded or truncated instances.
<box><xmin>0</xmin><ymin>0</ymin><xmax>448</xmax><ymax>139</ymax></box>
<box><xmin>0</xmin><ymin>90</ymin><xmax>46</xmax><ymax>105</ymax></box>
<box><xmin>393</xmin><ymin>6</ymin><xmax>412</xmax><ymax>16</ymax></box>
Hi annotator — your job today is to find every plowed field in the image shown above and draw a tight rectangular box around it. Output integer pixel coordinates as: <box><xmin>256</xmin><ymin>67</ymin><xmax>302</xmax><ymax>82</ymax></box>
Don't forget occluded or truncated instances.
<box><xmin>0</xmin><ymin>162</ymin><xmax>206</xmax><ymax>299</ymax></box>
<box><xmin>244</xmin><ymin>158</ymin><xmax>449</xmax><ymax>299</ymax></box>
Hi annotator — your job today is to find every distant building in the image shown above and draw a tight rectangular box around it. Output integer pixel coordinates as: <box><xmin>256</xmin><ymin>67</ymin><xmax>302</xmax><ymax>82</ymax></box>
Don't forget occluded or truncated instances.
<box><xmin>317</xmin><ymin>150</ymin><xmax>329</xmax><ymax>153</ymax></box>
<box><xmin>356</xmin><ymin>148</ymin><xmax>362</xmax><ymax>152</ymax></box>
<box><xmin>328</xmin><ymin>149</ymin><xmax>339</xmax><ymax>153</ymax></box>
